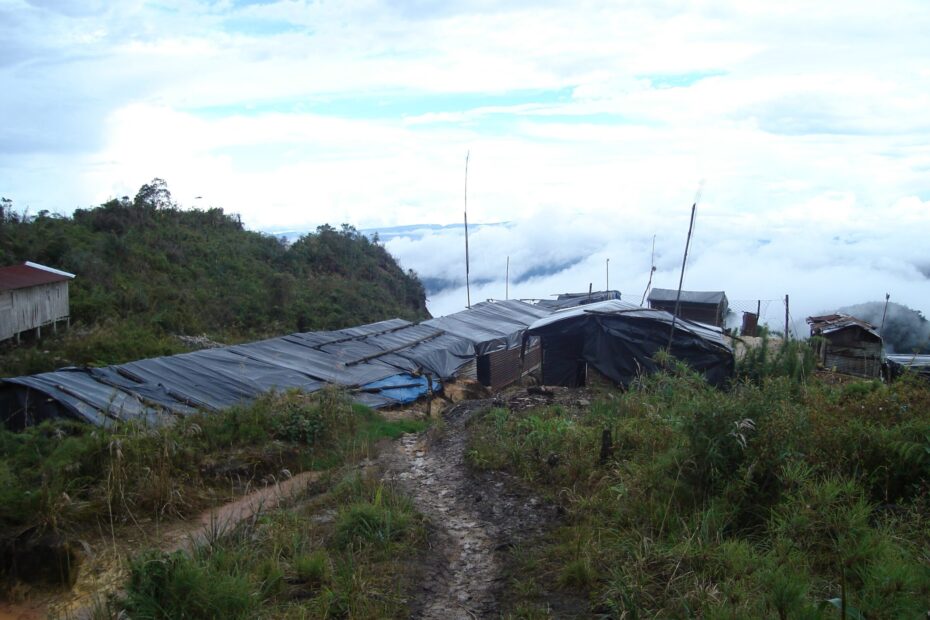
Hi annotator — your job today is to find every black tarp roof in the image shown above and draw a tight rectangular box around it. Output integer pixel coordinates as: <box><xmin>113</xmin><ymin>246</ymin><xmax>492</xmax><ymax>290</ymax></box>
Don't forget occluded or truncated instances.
<box><xmin>526</xmin><ymin>299</ymin><xmax>734</xmax><ymax>387</ymax></box>
<box><xmin>647</xmin><ymin>288</ymin><xmax>727</xmax><ymax>305</ymax></box>
<box><xmin>423</xmin><ymin>300</ymin><xmax>551</xmax><ymax>355</ymax></box>
<box><xmin>535</xmin><ymin>290</ymin><xmax>621</xmax><ymax>311</ymax></box>
<box><xmin>1</xmin><ymin>318</ymin><xmax>477</xmax><ymax>428</ymax></box>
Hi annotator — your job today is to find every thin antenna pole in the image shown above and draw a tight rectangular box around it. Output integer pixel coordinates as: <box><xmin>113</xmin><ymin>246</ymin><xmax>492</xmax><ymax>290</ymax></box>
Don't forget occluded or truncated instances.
<box><xmin>668</xmin><ymin>187</ymin><xmax>701</xmax><ymax>350</ymax></box>
<box><xmin>880</xmin><ymin>292</ymin><xmax>890</xmax><ymax>336</ymax></box>
<box><xmin>606</xmin><ymin>258</ymin><xmax>609</xmax><ymax>293</ymax></box>
<box><xmin>464</xmin><ymin>151</ymin><xmax>471</xmax><ymax>309</ymax></box>
<box><xmin>506</xmin><ymin>255</ymin><xmax>510</xmax><ymax>300</ymax></box>
<box><xmin>641</xmin><ymin>234</ymin><xmax>656</xmax><ymax>306</ymax></box>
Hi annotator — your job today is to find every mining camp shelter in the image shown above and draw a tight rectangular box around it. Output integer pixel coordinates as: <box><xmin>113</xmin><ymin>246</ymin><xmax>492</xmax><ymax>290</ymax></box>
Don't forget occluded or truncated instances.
<box><xmin>647</xmin><ymin>288</ymin><xmax>729</xmax><ymax>327</ymax></box>
<box><xmin>0</xmin><ymin>262</ymin><xmax>75</xmax><ymax>343</ymax></box>
<box><xmin>423</xmin><ymin>300</ymin><xmax>552</xmax><ymax>390</ymax></box>
<box><xmin>807</xmin><ymin>314</ymin><xmax>883</xmax><ymax>379</ymax></box>
<box><xmin>525</xmin><ymin>299</ymin><xmax>734</xmax><ymax>388</ymax></box>
<box><xmin>0</xmin><ymin>317</ymin><xmax>477</xmax><ymax>429</ymax></box>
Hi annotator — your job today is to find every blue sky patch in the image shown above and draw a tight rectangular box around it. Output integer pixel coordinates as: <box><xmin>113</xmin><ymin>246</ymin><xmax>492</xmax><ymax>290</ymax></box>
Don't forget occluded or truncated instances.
<box><xmin>643</xmin><ymin>70</ymin><xmax>726</xmax><ymax>89</ymax></box>
<box><xmin>222</xmin><ymin>17</ymin><xmax>304</xmax><ymax>36</ymax></box>
<box><xmin>187</xmin><ymin>87</ymin><xmax>576</xmax><ymax>120</ymax></box>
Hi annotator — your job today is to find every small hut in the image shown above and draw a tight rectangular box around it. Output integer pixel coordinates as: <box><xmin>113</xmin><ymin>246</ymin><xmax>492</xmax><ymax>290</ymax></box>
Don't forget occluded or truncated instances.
<box><xmin>806</xmin><ymin>314</ymin><xmax>883</xmax><ymax>378</ymax></box>
<box><xmin>647</xmin><ymin>288</ymin><xmax>728</xmax><ymax>327</ymax></box>
<box><xmin>0</xmin><ymin>262</ymin><xmax>75</xmax><ymax>342</ymax></box>
<box><xmin>525</xmin><ymin>300</ymin><xmax>734</xmax><ymax>388</ymax></box>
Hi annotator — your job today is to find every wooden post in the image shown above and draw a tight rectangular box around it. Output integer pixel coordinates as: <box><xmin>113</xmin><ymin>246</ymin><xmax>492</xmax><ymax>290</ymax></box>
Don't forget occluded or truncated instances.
<box><xmin>506</xmin><ymin>256</ymin><xmax>509</xmax><ymax>300</ymax></box>
<box><xmin>599</xmin><ymin>428</ymin><xmax>613</xmax><ymax>465</ymax></box>
<box><xmin>880</xmin><ymin>292</ymin><xmax>890</xmax><ymax>336</ymax></box>
<box><xmin>426</xmin><ymin>375</ymin><xmax>434</xmax><ymax>418</ymax></box>
<box><xmin>784</xmin><ymin>294</ymin><xmax>790</xmax><ymax>340</ymax></box>
<box><xmin>669</xmin><ymin>202</ymin><xmax>698</xmax><ymax>350</ymax></box>
<box><xmin>464</xmin><ymin>151</ymin><xmax>471</xmax><ymax>309</ymax></box>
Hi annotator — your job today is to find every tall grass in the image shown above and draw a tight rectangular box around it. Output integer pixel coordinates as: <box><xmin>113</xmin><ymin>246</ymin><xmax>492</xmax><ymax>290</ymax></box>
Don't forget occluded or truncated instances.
<box><xmin>115</xmin><ymin>475</ymin><xmax>425</xmax><ymax>619</ymax></box>
<box><xmin>468</xmin><ymin>368</ymin><xmax>930</xmax><ymax>617</ymax></box>
<box><xmin>0</xmin><ymin>388</ymin><xmax>426</xmax><ymax>537</ymax></box>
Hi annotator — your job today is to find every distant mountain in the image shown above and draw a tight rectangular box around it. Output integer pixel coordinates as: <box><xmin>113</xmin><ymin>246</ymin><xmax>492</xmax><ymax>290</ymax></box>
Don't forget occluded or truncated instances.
<box><xmin>265</xmin><ymin>222</ymin><xmax>510</xmax><ymax>244</ymax></box>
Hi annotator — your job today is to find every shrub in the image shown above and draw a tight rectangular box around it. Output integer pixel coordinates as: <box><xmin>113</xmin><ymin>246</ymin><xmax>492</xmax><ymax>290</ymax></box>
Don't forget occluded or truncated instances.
<box><xmin>124</xmin><ymin>551</ymin><xmax>257</xmax><ymax>619</ymax></box>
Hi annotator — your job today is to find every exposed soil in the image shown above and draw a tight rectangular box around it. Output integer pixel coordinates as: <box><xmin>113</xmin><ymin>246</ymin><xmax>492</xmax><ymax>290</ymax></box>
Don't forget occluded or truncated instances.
<box><xmin>382</xmin><ymin>399</ymin><xmax>559</xmax><ymax>619</ymax></box>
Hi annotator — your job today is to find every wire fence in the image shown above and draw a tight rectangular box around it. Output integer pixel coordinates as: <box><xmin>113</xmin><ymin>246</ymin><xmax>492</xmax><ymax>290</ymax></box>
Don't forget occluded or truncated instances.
<box><xmin>730</xmin><ymin>298</ymin><xmax>806</xmax><ymax>338</ymax></box>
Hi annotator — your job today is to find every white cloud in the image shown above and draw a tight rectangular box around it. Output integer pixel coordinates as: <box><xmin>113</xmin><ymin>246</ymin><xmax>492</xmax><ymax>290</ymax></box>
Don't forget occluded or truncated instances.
<box><xmin>1</xmin><ymin>0</ymin><xmax>929</xmax><ymax>321</ymax></box>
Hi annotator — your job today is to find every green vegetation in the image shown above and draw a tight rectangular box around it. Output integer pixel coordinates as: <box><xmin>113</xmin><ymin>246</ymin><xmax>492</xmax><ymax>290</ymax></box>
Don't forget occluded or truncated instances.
<box><xmin>0</xmin><ymin>389</ymin><xmax>426</xmax><ymax>536</ymax></box>
<box><xmin>0</xmin><ymin>178</ymin><xmax>428</xmax><ymax>376</ymax></box>
<box><xmin>467</xmin><ymin>358</ymin><xmax>930</xmax><ymax>617</ymax></box>
<box><xmin>105</xmin><ymin>476</ymin><xmax>425</xmax><ymax>619</ymax></box>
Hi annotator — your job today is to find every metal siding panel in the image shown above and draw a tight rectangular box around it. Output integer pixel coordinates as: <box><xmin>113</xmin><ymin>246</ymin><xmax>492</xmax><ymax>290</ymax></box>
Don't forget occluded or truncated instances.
<box><xmin>0</xmin><ymin>291</ymin><xmax>11</xmax><ymax>340</ymax></box>
<box><xmin>824</xmin><ymin>352</ymin><xmax>881</xmax><ymax>379</ymax></box>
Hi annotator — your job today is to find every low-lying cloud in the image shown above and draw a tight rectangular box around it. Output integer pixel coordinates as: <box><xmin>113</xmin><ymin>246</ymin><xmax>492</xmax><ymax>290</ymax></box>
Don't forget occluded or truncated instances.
<box><xmin>382</xmin><ymin>195</ymin><xmax>930</xmax><ymax>338</ymax></box>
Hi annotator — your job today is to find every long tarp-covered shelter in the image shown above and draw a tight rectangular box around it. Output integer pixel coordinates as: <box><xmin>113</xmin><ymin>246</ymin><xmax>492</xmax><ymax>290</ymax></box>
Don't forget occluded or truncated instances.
<box><xmin>423</xmin><ymin>299</ymin><xmax>553</xmax><ymax>389</ymax></box>
<box><xmin>1</xmin><ymin>318</ymin><xmax>477</xmax><ymax>429</ymax></box>
<box><xmin>525</xmin><ymin>299</ymin><xmax>734</xmax><ymax>388</ymax></box>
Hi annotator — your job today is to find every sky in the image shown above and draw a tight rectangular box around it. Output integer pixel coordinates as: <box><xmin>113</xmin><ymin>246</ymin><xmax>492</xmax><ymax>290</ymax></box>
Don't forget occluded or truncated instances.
<box><xmin>2</xmin><ymin>0</ymin><xmax>929</xmax><ymax>328</ymax></box>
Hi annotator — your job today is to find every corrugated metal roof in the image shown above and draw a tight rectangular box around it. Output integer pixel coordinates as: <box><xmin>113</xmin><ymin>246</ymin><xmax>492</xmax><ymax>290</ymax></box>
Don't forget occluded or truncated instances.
<box><xmin>647</xmin><ymin>288</ymin><xmax>727</xmax><ymax>305</ymax></box>
<box><xmin>806</xmin><ymin>314</ymin><xmax>881</xmax><ymax>339</ymax></box>
<box><xmin>0</xmin><ymin>262</ymin><xmax>74</xmax><ymax>291</ymax></box>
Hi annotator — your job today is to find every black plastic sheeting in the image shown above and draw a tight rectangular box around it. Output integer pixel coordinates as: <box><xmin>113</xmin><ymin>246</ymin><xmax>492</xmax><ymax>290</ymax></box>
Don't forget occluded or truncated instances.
<box><xmin>647</xmin><ymin>288</ymin><xmax>727</xmax><ymax>305</ymax></box>
<box><xmin>535</xmin><ymin>290</ymin><xmax>621</xmax><ymax>311</ymax></box>
<box><xmin>886</xmin><ymin>354</ymin><xmax>930</xmax><ymax>380</ymax></box>
<box><xmin>1</xmin><ymin>318</ymin><xmax>478</xmax><ymax>429</ymax></box>
<box><xmin>526</xmin><ymin>300</ymin><xmax>734</xmax><ymax>388</ymax></box>
<box><xmin>1</xmin><ymin>301</ymin><xmax>557</xmax><ymax>429</ymax></box>
<box><xmin>423</xmin><ymin>300</ymin><xmax>551</xmax><ymax>355</ymax></box>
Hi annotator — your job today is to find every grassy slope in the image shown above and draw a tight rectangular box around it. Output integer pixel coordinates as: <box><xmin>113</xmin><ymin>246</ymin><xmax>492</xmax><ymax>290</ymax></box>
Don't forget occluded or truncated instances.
<box><xmin>0</xmin><ymin>180</ymin><xmax>429</xmax><ymax>376</ymax></box>
<box><xmin>3</xmin><ymin>390</ymin><xmax>430</xmax><ymax>618</ymax></box>
<box><xmin>468</xmin><ymin>353</ymin><xmax>930</xmax><ymax>618</ymax></box>
<box><xmin>0</xmin><ymin>389</ymin><xmax>426</xmax><ymax>535</ymax></box>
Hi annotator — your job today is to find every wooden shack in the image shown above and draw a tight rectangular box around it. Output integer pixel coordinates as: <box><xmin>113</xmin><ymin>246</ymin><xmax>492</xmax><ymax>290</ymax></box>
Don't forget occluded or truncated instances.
<box><xmin>807</xmin><ymin>314</ymin><xmax>883</xmax><ymax>379</ymax></box>
<box><xmin>647</xmin><ymin>288</ymin><xmax>728</xmax><ymax>327</ymax></box>
<box><xmin>0</xmin><ymin>262</ymin><xmax>75</xmax><ymax>342</ymax></box>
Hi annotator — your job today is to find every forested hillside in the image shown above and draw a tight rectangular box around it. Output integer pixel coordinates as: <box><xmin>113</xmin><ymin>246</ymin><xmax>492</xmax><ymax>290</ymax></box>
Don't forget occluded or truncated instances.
<box><xmin>0</xmin><ymin>179</ymin><xmax>429</xmax><ymax>375</ymax></box>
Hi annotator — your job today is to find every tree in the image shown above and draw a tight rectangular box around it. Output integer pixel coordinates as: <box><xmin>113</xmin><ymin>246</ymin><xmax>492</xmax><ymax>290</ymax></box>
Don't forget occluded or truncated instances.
<box><xmin>134</xmin><ymin>178</ymin><xmax>175</xmax><ymax>210</ymax></box>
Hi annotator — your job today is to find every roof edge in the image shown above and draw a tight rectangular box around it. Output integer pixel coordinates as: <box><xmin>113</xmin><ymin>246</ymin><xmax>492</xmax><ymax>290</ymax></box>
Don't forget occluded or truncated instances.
<box><xmin>24</xmin><ymin>261</ymin><xmax>75</xmax><ymax>279</ymax></box>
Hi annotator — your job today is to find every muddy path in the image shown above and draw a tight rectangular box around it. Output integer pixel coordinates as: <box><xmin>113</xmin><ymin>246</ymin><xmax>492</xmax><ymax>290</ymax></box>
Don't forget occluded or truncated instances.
<box><xmin>382</xmin><ymin>399</ymin><xmax>558</xmax><ymax>619</ymax></box>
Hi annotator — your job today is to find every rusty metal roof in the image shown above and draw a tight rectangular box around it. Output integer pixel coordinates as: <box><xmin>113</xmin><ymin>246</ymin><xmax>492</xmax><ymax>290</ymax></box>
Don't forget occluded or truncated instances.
<box><xmin>806</xmin><ymin>314</ymin><xmax>881</xmax><ymax>338</ymax></box>
<box><xmin>0</xmin><ymin>262</ymin><xmax>74</xmax><ymax>291</ymax></box>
